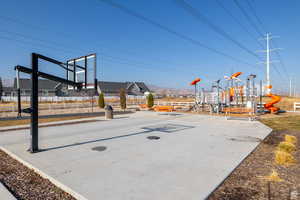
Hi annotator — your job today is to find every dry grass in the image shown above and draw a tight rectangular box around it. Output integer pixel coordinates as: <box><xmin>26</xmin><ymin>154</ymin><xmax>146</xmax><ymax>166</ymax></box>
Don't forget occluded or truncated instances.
<box><xmin>0</xmin><ymin>115</ymin><xmax>97</xmax><ymax>127</ymax></box>
<box><xmin>260</xmin><ymin>115</ymin><xmax>300</xmax><ymax>131</ymax></box>
<box><xmin>158</xmin><ymin>97</ymin><xmax>194</xmax><ymax>102</ymax></box>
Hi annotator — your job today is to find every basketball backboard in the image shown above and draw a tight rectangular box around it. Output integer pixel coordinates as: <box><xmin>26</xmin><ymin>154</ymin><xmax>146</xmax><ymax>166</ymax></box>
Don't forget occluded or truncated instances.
<box><xmin>67</xmin><ymin>53</ymin><xmax>97</xmax><ymax>90</ymax></box>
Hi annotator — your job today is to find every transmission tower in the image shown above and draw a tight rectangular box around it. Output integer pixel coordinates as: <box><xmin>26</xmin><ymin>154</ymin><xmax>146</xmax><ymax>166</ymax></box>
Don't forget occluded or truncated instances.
<box><xmin>258</xmin><ymin>33</ymin><xmax>281</xmax><ymax>94</ymax></box>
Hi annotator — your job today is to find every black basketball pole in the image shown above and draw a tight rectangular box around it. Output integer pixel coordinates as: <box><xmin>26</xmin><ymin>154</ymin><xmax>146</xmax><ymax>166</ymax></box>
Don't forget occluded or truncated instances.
<box><xmin>94</xmin><ymin>54</ymin><xmax>97</xmax><ymax>94</ymax></box>
<box><xmin>30</xmin><ymin>53</ymin><xmax>39</xmax><ymax>153</ymax></box>
<box><xmin>16</xmin><ymin>69</ymin><xmax>22</xmax><ymax>117</ymax></box>
<box><xmin>15</xmin><ymin>53</ymin><xmax>94</xmax><ymax>153</ymax></box>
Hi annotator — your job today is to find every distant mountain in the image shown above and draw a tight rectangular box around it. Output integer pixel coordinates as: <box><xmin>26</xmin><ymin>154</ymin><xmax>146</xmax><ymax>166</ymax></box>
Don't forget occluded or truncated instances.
<box><xmin>148</xmin><ymin>84</ymin><xmax>194</xmax><ymax>95</ymax></box>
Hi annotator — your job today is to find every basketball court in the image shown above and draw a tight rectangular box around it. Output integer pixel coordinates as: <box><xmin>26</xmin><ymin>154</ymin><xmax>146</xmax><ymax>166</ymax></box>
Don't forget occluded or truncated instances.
<box><xmin>0</xmin><ymin>112</ymin><xmax>271</xmax><ymax>200</ymax></box>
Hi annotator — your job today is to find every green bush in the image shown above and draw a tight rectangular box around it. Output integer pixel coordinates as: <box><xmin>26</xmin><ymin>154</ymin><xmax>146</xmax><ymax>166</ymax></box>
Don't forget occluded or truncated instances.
<box><xmin>119</xmin><ymin>88</ymin><xmax>127</xmax><ymax>110</ymax></box>
<box><xmin>147</xmin><ymin>93</ymin><xmax>154</xmax><ymax>108</ymax></box>
<box><xmin>98</xmin><ymin>92</ymin><xmax>105</xmax><ymax>108</ymax></box>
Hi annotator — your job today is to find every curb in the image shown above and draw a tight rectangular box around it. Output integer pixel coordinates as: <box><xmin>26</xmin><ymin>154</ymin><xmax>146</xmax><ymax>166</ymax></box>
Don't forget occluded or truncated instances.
<box><xmin>0</xmin><ymin>146</ymin><xmax>87</xmax><ymax>200</ymax></box>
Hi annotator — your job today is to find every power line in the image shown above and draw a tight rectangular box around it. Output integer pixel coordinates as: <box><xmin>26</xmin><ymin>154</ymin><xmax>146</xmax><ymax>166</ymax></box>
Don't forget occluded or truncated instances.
<box><xmin>0</xmin><ymin>15</ymin><xmax>72</xmax><ymax>38</ymax></box>
<box><xmin>174</xmin><ymin>0</ymin><xmax>263</xmax><ymax>62</ymax></box>
<box><xmin>96</xmin><ymin>0</ymin><xmax>257</xmax><ymax>67</ymax></box>
<box><xmin>258</xmin><ymin>33</ymin><xmax>289</xmax><ymax>93</ymax></box>
<box><xmin>233</xmin><ymin>0</ymin><xmax>264</xmax><ymax>37</ymax></box>
<box><xmin>214</xmin><ymin>0</ymin><xmax>289</xmax><ymax>81</ymax></box>
<box><xmin>215</xmin><ymin>0</ymin><xmax>264</xmax><ymax>49</ymax></box>
<box><xmin>0</xmin><ymin>32</ymin><xmax>198</xmax><ymax>75</ymax></box>
<box><xmin>243</xmin><ymin>0</ymin><xmax>290</xmax><ymax>79</ymax></box>
<box><xmin>271</xmin><ymin>41</ymin><xmax>290</xmax><ymax>77</ymax></box>
<box><xmin>0</xmin><ymin>28</ymin><xmax>189</xmax><ymax>73</ymax></box>
<box><xmin>233</xmin><ymin>0</ymin><xmax>289</xmax><ymax>83</ymax></box>
<box><xmin>0</xmin><ymin>15</ymin><xmax>185</xmax><ymax>69</ymax></box>
<box><xmin>102</xmin><ymin>57</ymin><xmax>173</xmax><ymax>73</ymax></box>
<box><xmin>245</xmin><ymin>0</ymin><xmax>268</xmax><ymax>32</ymax></box>
<box><xmin>0</xmin><ymin>29</ymin><xmax>82</xmax><ymax>54</ymax></box>
<box><xmin>0</xmin><ymin>35</ymin><xmax>80</xmax><ymax>55</ymax></box>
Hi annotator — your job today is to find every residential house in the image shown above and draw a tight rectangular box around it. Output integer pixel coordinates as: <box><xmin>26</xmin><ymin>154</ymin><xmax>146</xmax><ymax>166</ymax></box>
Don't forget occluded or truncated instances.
<box><xmin>13</xmin><ymin>78</ymin><xmax>63</xmax><ymax>96</ymax></box>
<box><xmin>98</xmin><ymin>81</ymin><xmax>150</xmax><ymax>96</ymax></box>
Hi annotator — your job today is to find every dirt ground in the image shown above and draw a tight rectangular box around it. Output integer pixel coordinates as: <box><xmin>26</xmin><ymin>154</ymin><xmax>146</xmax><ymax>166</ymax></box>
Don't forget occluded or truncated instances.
<box><xmin>208</xmin><ymin>114</ymin><xmax>300</xmax><ymax>200</ymax></box>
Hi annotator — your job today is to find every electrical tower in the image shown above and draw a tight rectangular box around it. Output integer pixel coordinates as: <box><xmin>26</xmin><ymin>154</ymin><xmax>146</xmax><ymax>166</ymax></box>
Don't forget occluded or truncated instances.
<box><xmin>258</xmin><ymin>33</ymin><xmax>281</xmax><ymax>94</ymax></box>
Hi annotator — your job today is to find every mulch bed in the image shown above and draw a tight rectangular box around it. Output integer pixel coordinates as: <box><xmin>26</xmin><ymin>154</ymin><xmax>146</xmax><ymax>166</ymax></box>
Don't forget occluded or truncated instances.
<box><xmin>208</xmin><ymin>130</ymin><xmax>300</xmax><ymax>200</ymax></box>
<box><xmin>0</xmin><ymin>150</ymin><xmax>76</xmax><ymax>200</ymax></box>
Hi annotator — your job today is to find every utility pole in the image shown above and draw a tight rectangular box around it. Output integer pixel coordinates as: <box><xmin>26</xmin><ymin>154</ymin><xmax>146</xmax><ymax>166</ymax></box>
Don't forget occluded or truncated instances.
<box><xmin>266</xmin><ymin>33</ymin><xmax>270</xmax><ymax>94</ymax></box>
<box><xmin>294</xmin><ymin>81</ymin><xmax>296</xmax><ymax>97</ymax></box>
<box><xmin>258</xmin><ymin>33</ymin><xmax>280</xmax><ymax>95</ymax></box>
<box><xmin>289</xmin><ymin>77</ymin><xmax>292</xmax><ymax>97</ymax></box>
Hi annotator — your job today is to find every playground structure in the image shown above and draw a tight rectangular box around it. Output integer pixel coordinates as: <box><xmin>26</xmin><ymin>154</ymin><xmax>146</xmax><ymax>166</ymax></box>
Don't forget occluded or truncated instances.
<box><xmin>264</xmin><ymin>85</ymin><xmax>281</xmax><ymax>113</ymax></box>
<box><xmin>188</xmin><ymin>71</ymin><xmax>282</xmax><ymax>118</ymax></box>
<box><xmin>150</xmin><ymin>71</ymin><xmax>282</xmax><ymax>118</ymax></box>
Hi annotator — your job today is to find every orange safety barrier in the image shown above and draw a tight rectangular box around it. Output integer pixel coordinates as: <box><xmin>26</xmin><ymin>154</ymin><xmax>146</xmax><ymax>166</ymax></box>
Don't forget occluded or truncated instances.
<box><xmin>139</xmin><ymin>104</ymin><xmax>148</xmax><ymax>109</ymax></box>
<box><xmin>223</xmin><ymin>107</ymin><xmax>254</xmax><ymax>113</ymax></box>
<box><xmin>154</xmin><ymin>105</ymin><xmax>174</xmax><ymax>112</ymax></box>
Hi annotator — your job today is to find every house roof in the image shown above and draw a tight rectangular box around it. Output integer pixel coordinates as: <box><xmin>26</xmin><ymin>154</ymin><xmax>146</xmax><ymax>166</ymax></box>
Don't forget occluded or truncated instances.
<box><xmin>98</xmin><ymin>81</ymin><xmax>128</xmax><ymax>94</ymax></box>
<box><xmin>133</xmin><ymin>82</ymin><xmax>150</xmax><ymax>93</ymax></box>
<box><xmin>13</xmin><ymin>78</ymin><xmax>59</xmax><ymax>90</ymax></box>
<box><xmin>98</xmin><ymin>81</ymin><xmax>150</xmax><ymax>95</ymax></box>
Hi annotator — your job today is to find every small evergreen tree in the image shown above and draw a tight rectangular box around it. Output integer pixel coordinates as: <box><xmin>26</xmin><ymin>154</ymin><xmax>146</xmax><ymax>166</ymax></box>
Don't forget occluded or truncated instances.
<box><xmin>119</xmin><ymin>88</ymin><xmax>127</xmax><ymax>110</ymax></box>
<box><xmin>98</xmin><ymin>92</ymin><xmax>105</xmax><ymax>108</ymax></box>
<box><xmin>147</xmin><ymin>93</ymin><xmax>154</xmax><ymax>108</ymax></box>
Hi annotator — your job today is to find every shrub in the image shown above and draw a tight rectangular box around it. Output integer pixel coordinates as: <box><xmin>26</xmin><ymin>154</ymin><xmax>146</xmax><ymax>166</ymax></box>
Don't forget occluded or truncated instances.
<box><xmin>119</xmin><ymin>88</ymin><xmax>126</xmax><ymax>110</ymax></box>
<box><xmin>275</xmin><ymin>150</ymin><xmax>296</xmax><ymax>166</ymax></box>
<box><xmin>277</xmin><ymin>141</ymin><xmax>296</xmax><ymax>153</ymax></box>
<box><xmin>98</xmin><ymin>92</ymin><xmax>105</xmax><ymax>108</ymax></box>
<box><xmin>285</xmin><ymin>135</ymin><xmax>297</xmax><ymax>144</ymax></box>
<box><xmin>147</xmin><ymin>93</ymin><xmax>154</xmax><ymax>108</ymax></box>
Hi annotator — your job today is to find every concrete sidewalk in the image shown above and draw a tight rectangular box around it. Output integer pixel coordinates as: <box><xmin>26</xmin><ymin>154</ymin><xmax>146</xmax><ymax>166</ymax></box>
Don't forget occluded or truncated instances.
<box><xmin>0</xmin><ymin>112</ymin><xmax>272</xmax><ymax>200</ymax></box>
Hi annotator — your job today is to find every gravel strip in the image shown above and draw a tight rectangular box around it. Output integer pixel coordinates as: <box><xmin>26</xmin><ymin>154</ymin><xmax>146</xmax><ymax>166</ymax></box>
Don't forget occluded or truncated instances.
<box><xmin>0</xmin><ymin>150</ymin><xmax>76</xmax><ymax>200</ymax></box>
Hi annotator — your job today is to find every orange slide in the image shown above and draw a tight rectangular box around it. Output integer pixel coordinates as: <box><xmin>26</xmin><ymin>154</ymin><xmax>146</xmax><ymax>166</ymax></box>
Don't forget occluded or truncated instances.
<box><xmin>264</xmin><ymin>93</ymin><xmax>281</xmax><ymax>113</ymax></box>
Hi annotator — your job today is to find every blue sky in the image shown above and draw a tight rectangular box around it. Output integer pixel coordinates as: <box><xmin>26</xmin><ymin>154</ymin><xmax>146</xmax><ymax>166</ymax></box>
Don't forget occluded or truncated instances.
<box><xmin>0</xmin><ymin>0</ymin><xmax>299</xmax><ymax>91</ymax></box>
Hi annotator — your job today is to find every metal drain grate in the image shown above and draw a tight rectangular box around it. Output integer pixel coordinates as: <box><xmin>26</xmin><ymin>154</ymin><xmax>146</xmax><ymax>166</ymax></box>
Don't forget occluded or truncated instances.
<box><xmin>91</xmin><ymin>146</ymin><xmax>107</xmax><ymax>152</ymax></box>
<box><xmin>147</xmin><ymin>136</ymin><xmax>160</xmax><ymax>140</ymax></box>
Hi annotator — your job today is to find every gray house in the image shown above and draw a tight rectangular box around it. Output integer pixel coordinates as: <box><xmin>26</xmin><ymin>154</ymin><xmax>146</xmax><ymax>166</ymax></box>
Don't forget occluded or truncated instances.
<box><xmin>1</xmin><ymin>78</ymin><xmax>150</xmax><ymax>97</ymax></box>
<box><xmin>98</xmin><ymin>81</ymin><xmax>150</xmax><ymax>96</ymax></box>
<box><xmin>2</xmin><ymin>87</ymin><xmax>14</xmax><ymax>96</ymax></box>
<box><xmin>13</xmin><ymin>78</ymin><xmax>64</xmax><ymax>96</ymax></box>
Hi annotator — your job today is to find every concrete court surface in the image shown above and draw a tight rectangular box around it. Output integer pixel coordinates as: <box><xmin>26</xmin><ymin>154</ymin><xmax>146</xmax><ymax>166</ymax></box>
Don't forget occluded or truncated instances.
<box><xmin>0</xmin><ymin>183</ymin><xmax>16</xmax><ymax>200</ymax></box>
<box><xmin>0</xmin><ymin>112</ymin><xmax>272</xmax><ymax>200</ymax></box>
